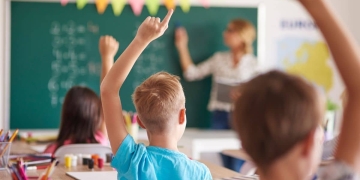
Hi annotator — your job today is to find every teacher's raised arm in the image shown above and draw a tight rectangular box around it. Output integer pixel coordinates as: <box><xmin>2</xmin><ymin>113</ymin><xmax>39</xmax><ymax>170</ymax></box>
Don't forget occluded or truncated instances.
<box><xmin>174</xmin><ymin>19</ymin><xmax>258</xmax><ymax>130</ymax></box>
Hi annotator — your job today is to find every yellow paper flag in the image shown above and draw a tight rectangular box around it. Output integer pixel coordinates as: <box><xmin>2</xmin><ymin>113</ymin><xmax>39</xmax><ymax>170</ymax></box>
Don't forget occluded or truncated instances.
<box><xmin>164</xmin><ymin>0</ymin><xmax>175</xmax><ymax>11</ymax></box>
<box><xmin>111</xmin><ymin>0</ymin><xmax>127</xmax><ymax>16</ymax></box>
<box><xmin>96</xmin><ymin>0</ymin><xmax>109</xmax><ymax>14</ymax></box>
<box><xmin>180</xmin><ymin>0</ymin><xmax>190</xmax><ymax>13</ymax></box>
<box><xmin>145</xmin><ymin>0</ymin><xmax>160</xmax><ymax>16</ymax></box>
<box><xmin>77</xmin><ymin>0</ymin><xmax>88</xmax><ymax>10</ymax></box>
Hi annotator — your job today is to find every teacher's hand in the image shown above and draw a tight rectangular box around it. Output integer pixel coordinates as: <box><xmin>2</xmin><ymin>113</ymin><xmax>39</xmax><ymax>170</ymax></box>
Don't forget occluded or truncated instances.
<box><xmin>175</xmin><ymin>27</ymin><xmax>188</xmax><ymax>50</ymax></box>
<box><xmin>230</xmin><ymin>89</ymin><xmax>241</xmax><ymax>102</ymax></box>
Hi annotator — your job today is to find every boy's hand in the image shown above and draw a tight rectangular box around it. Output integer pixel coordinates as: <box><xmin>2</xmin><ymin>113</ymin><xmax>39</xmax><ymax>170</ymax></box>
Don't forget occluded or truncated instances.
<box><xmin>99</xmin><ymin>35</ymin><xmax>119</xmax><ymax>59</ymax></box>
<box><xmin>135</xmin><ymin>9</ymin><xmax>174</xmax><ymax>44</ymax></box>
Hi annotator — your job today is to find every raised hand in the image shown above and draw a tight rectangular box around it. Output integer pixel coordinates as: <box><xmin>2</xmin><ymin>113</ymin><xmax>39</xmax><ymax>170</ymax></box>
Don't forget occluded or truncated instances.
<box><xmin>175</xmin><ymin>27</ymin><xmax>189</xmax><ymax>50</ymax></box>
<box><xmin>99</xmin><ymin>35</ymin><xmax>119</xmax><ymax>60</ymax></box>
<box><xmin>135</xmin><ymin>9</ymin><xmax>174</xmax><ymax>44</ymax></box>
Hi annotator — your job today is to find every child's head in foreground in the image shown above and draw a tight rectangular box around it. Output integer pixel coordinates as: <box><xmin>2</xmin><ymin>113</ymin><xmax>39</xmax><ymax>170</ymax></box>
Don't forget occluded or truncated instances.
<box><xmin>233</xmin><ymin>70</ymin><xmax>325</xmax><ymax>177</ymax></box>
<box><xmin>132</xmin><ymin>72</ymin><xmax>186</xmax><ymax>139</ymax></box>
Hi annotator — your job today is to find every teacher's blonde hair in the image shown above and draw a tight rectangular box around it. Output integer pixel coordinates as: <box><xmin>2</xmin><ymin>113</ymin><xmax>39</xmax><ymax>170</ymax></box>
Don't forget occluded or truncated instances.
<box><xmin>230</xmin><ymin>19</ymin><xmax>256</xmax><ymax>54</ymax></box>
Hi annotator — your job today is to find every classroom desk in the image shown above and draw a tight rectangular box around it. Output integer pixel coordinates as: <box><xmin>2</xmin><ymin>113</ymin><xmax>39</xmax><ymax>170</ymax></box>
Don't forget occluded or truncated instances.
<box><xmin>17</xmin><ymin>128</ymin><xmax>240</xmax><ymax>165</ymax></box>
<box><xmin>0</xmin><ymin>160</ymin><xmax>242</xmax><ymax>179</ymax></box>
<box><xmin>3</xmin><ymin>141</ymin><xmax>243</xmax><ymax>180</ymax></box>
<box><xmin>222</xmin><ymin>149</ymin><xmax>252</xmax><ymax>162</ymax></box>
<box><xmin>9</xmin><ymin>141</ymin><xmax>42</xmax><ymax>154</ymax></box>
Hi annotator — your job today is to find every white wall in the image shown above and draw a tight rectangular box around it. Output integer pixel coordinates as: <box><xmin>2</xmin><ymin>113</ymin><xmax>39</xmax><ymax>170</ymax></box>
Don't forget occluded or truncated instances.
<box><xmin>329</xmin><ymin>0</ymin><xmax>360</xmax><ymax>42</ymax></box>
<box><xmin>0</xmin><ymin>0</ymin><xmax>5</xmax><ymax>129</ymax></box>
<box><xmin>0</xmin><ymin>0</ymin><xmax>359</xmax><ymax>129</ymax></box>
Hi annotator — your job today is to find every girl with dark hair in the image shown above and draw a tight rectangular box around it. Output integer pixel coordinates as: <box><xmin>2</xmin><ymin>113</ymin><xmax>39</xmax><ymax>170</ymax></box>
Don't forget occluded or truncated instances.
<box><xmin>44</xmin><ymin>36</ymin><xmax>119</xmax><ymax>154</ymax></box>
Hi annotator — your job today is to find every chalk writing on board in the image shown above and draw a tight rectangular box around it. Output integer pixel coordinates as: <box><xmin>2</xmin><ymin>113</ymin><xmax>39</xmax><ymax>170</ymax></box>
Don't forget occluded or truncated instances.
<box><xmin>48</xmin><ymin>21</ymin><xmax>98</xmax><ymax>108</ymax></box>
<box><xmin>88</xmin><ymin>21</ymin><xmax>99</xmax><ymax>34</ymax></box>
<box><xmin>131</xmin><ymin>22</ymin><xmax>167</xmax><ymax>88</ymax></box>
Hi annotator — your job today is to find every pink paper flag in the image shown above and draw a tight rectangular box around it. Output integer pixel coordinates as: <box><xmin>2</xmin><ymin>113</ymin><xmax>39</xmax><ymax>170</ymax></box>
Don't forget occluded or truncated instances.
<box><xmin>199</xmin><ymin>0</ymin><xmax>209</xmax><ymax>8</ymax></box>
<box><xmin>61</xmin><ymin>0</ymin><xmax>69</xmax><ymax>6</ymax></box>
<box><xmin>129</xmin><ymin>0</ymin><xmax>145</xmax><ymax>16</ymax></box>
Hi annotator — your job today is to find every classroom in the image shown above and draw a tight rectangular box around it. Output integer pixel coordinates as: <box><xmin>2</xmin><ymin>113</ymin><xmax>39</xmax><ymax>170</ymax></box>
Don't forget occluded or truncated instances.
<box><xmin>1</xmin><ymin>0</ymin><xmax>360</xmax><ymax>179</ymax></box>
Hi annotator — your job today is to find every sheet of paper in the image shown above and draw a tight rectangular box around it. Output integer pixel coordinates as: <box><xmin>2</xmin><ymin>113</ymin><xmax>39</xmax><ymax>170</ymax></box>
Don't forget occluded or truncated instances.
<box><xmin>30</xmin><ymin>145</ymin><xmax>48</xmax><ymax>153</ymax></box>
<box><xmin>66</xmin><ymin>171</ymin><xmax>117</xmax><ymax>180</ymax></box>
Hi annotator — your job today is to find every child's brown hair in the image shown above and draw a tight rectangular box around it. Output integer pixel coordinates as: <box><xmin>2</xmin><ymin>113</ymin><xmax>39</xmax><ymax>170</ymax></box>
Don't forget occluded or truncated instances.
<box><xmin>56</xmin><ymin>86</ymin><xmax>101</xmax><ymax>151</ymax></box>
<box><xmin>132</xmin><ymin>72</ymin><xmax>185</xmax><ymax>134</ymax></box>
<box><xmin>233</xmin><ymin>70</ymin><xmax>324</xmax><ymax>170</ymax></box>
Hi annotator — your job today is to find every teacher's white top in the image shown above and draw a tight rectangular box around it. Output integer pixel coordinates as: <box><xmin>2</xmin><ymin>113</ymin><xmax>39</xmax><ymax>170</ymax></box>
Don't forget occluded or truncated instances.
<box><xmin>183</xmin><ymin>51</ymin><xmax>259</xmax><ymax>112</ymax></box>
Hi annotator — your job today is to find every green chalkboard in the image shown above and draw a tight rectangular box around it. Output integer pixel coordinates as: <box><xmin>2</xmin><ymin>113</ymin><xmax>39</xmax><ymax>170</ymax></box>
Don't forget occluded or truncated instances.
<box><xmin>10</xmin><ymin>2</ymin><xmax>258</xmax><ymax>129</ymax></box>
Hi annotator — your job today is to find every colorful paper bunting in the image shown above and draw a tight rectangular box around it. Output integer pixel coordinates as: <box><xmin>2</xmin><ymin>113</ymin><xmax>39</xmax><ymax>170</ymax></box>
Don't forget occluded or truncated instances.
<box><xmin>199</xmin><ymin>0</ymin><xmax>209</xmax><ymax>8</ymax></box>
<box><xmin>164</xmin><ymin>0</ymin><xmax>175</xmax><ymax>11</ymax></box>
<box><xmin>68</xmin><ymin>0</ymin><xmax>210</xmax><ymax>16</ymax></box>
<box><xmin>180</xmin><ymin>0</ymin><xmax>190</xmax><ymax>13</ymax></box>
<box><xmin>96</xmin><ymin>0</ymin><xmax>109</xmax><ymax>14</ymax></box>
<box><xmin>76</xmin><ymin>0</ymin><xmax>88</xmax><ymax>10</ymax></box>
<box><xmin>111</xmin><ymin>0</ymin><xmax>127</xmax><ymax>16</ymax></box>
<box><xmin>145</xmin><ymin>0</ymin><xmax>160</xmax><ymax>15</ymax></box>
<box><xmin>129</xmin><ymin>0</ymin><xmax>145</xmax><ymax>16</ymax></box>
<box><xmin>60</xmin><ymin>0</ymin><xmax>69</xmax><ymax>6</ymax></box>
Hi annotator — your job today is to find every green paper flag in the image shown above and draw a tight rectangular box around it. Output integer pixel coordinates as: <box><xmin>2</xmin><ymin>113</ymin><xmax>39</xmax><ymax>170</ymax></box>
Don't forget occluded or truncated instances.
<box><xmin>145</xmin><ymin>0</ymin><xmax>160</xmax><ymax>15</ymax></box>
<box><xmin>180</xmin><ymin>0</ymin><xmax>190</xmax><ymax>13</ymax></box>
<box><xmin>77</xmin><ymin>0</ymin><xmax>88</xmax><ymax>10</ymax></box>
<box><xmin>111</xmin><ymin>0</ymin><xmax>127</xmax><ymax>16</ymax></box>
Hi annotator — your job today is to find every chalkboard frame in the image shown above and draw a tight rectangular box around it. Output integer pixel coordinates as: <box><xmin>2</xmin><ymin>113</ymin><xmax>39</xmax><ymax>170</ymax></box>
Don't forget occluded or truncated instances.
<box><xmin>2</xmin><ymin>0</ymin><xmax>264</xmax><ymax>130</ymax></box>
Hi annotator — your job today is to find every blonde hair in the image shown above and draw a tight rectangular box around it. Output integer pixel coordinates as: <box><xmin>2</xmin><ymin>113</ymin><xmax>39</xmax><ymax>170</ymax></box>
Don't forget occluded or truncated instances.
<box><xmin>230</xmin><ymin>19</ymin><xmax>256</xmax><ymax>54</ymax></box>
<box><xmin>132</xmin><ymin>72</ymin><xmax>185</xmax><ymax>134</ymax></box>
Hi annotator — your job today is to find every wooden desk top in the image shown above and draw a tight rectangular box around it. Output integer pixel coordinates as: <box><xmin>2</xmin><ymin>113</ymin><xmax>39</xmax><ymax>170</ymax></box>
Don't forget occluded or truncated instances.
<box><xmin>10</xmin><ymin>141</ymin><xmax>40</xmax><ymax>154</ymax></box>
<box><xmin>1</xmin><ymin>141</ymin><xmax>242</xmax><ymax>180</ymax></box>
<box><xmin>0</xmin><ymin>161</ymin><xmax>241</xmax><ymax>180</ymax></box>
<box><xmin>222</xmin><ymin>149</ymin><xmax>252</xmax><ymax>162</ymax></box>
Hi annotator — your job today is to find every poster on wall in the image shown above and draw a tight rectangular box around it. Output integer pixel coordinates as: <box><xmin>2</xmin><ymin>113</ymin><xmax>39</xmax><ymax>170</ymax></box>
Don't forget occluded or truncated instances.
<box><xmin>258</xmin><ymin>0</ymin><xmax>343</xmax><ymax>136</ymax></box>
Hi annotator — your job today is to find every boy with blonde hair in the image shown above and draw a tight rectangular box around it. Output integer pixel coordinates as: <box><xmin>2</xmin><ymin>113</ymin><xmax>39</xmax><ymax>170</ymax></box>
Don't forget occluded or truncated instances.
<box><xmin>100</xmin><ymin>10</ymin><xmax>211</xmax><ymax>180</ymax></box>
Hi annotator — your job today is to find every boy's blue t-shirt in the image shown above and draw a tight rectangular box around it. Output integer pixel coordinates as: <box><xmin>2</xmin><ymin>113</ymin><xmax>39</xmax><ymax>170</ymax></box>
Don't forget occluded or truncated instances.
<box><xmin>111</xmin><ymin>135</ymin><xmax>212</xmax><ymax>180</ymax></box>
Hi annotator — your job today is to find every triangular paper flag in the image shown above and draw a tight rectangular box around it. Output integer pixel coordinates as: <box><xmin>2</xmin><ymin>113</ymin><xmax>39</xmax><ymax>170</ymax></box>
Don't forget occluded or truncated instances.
<box><xmin>77</xmin><ymin>0</ymin><xmax>88</xmax><ymax>9</ymax></box>
<box><xmin>61</xmin><ymin>0</ymin><xmax>69</xmax><ymax>6</ymax></box>
<box><xmin>164</xmin><ymin>0</ymin><xmax>175</xmax><ymax>11</ymax></box>
<box><xmin>96</xmin><ymin>0</ymin><xmax>109</xmax><ymax>14</ymax></box>
<box><xmin>145</xmin><ymin>0</ymin><xmax>160</xmax><ymax>15</ymax></box>
<box><xmin>199</xmin><ymin>0</ymin><xmax>209</xmax><ymax>8</ymax></box>
<box><xmin>179</xmin><ymin>0</ymin><xmax>190</xmax><ymax>13</ymax></box>
<box><xmin>129</xmin><ymin>0</ymin><xmax>145</xmax><ymax>16</ymax></box>
<box><xmin>111</xmin><ymin>0</ymin><xmax>127</xmax><ymax>16</ymax></box>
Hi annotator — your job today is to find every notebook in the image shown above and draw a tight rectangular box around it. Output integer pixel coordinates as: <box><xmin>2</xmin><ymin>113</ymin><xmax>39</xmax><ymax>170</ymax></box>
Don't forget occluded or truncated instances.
<box><xmin>66</xmin><ymin>171</ymin><xmax>117</xmax><ymax>180</ymax></box>
<box><xmin>216</xmin><ymin>82</ymin><xmax>240</xmax><ymax>103</ymax></box>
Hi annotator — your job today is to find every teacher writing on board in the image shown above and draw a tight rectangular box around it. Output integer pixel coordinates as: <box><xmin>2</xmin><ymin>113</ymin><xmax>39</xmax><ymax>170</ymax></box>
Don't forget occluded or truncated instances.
<box><xmin>175</xmin><ymin>19</ymin><xmax>258</xmax><ymax>130</ymax></box>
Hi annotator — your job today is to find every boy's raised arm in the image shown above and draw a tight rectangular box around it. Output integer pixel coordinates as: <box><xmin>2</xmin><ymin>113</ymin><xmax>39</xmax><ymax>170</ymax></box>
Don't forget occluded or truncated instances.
<box><xmin>300</xmin><ymin>0</ymin><xmax>360</xmax><ymax>170</ymax></box>
<box><xmin>100</xmin><ymin>10</ymin><xmax>173</xmax><ymax>154</ymax></box>
<box><xmin>99</xmin><ymin>35</ymin><xmax>119</xmax><ymax>138</ymax></box>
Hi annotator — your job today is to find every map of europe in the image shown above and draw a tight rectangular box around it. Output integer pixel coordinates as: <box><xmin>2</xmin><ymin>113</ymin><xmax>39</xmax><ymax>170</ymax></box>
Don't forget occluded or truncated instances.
<box><xmin>278</xmin><ymin>37</ymin><xmax>333</xmax><ymax>93</ymax></box>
